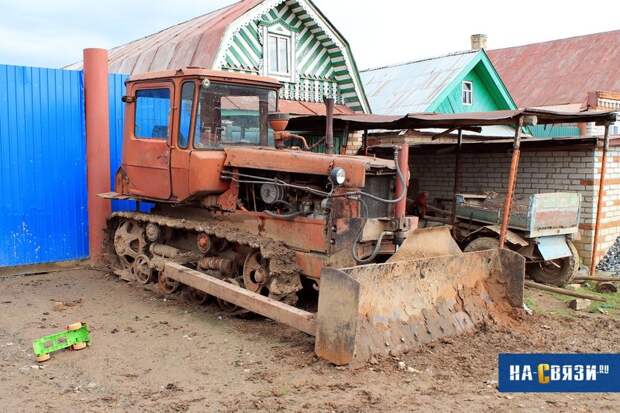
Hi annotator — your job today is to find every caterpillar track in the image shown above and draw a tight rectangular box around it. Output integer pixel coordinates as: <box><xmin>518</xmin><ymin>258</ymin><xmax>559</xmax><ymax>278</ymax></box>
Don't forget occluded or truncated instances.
<box><xmin>104</xmin><ymin>210</ymin><xmax>304</xmax><ymax>305</ymax></box>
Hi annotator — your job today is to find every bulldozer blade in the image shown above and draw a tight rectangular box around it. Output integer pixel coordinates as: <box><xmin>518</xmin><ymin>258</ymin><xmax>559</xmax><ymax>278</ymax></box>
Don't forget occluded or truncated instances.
<box><xmin>315</xmin><ymin>248</ymin><xmax>524</xmax><ymax>365</ymax></box>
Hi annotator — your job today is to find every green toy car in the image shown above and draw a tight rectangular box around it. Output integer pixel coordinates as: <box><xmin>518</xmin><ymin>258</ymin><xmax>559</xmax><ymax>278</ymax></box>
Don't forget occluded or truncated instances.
<box><xmin>32</xmin><ymin>322</ymin><xmax>91</xmax><ymax>362</ymax></box>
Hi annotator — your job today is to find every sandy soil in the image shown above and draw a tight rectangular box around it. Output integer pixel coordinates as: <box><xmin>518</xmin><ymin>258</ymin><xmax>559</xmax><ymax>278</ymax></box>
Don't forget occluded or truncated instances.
<box><xmin>0</xmin><ymin>269</ymin><xmax>619</xmax><ymax>412</ymax></box>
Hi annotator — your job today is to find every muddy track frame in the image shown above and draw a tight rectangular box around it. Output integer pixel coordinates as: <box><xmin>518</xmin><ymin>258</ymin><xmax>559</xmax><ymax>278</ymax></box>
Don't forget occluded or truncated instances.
<box><xmin>104</xmin><ymin>211</ymin><xmax>303</xmax><ymax>302</ymax></box>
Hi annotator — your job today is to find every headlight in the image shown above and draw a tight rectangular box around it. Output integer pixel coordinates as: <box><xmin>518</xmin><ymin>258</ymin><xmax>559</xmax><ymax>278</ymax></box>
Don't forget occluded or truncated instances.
<box><xmin>330</xmin><ymin>167</ymin><xmax>346</xmax><ymax>185</ymax></box>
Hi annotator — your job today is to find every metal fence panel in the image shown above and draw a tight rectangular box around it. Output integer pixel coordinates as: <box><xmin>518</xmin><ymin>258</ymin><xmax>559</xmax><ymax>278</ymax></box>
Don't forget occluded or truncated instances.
<box><xmin>0</xmin><ymin>65</ymin><xmax>88</xmax><ymax>266</ymax></box>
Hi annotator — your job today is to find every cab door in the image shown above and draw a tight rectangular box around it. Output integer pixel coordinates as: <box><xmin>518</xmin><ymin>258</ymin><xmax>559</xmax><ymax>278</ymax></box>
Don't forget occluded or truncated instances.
<box><xmin>123</xmin><ymin>82</ymin><xmax>173</xmax><ymax>199</ymax></box>
<box><xmin>170</xmin><ymin>80</ymin><xmax>196</xmax><ymax>201</ymax></box>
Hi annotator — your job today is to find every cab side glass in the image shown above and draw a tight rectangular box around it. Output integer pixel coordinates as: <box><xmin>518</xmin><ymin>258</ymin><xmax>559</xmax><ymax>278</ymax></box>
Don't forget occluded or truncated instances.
<box><xmin>178</xmin><ymin>82</ymin><xmax>195</xmax><ymax>148</ymax></box>
<box><xmin>134</xmin><ymin>88</ymin><xmax>171</xmax><ymax>139</ymax></box>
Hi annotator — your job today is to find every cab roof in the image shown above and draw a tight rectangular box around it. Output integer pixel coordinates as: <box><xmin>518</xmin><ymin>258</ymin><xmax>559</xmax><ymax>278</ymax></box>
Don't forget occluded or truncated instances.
<box><xmin>127</xmin><ymin>67</ymin><xmax>281</xmax><ymax>89</ymax></box>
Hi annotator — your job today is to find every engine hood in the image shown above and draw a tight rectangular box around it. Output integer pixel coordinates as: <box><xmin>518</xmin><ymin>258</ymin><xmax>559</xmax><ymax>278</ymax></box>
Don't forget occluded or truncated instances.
<box><xmin>223</xmin><ymin>147</ymin><xmax>395</xmax><ymax>188</ymax></box>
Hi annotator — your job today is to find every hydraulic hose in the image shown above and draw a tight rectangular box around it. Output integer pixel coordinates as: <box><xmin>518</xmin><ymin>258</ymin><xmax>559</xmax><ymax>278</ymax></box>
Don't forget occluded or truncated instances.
<box><xmin>352</xmin><ymin>230</ymin><xmax>391</xmax><ymax>264</ymax></box>
<box><xmin>351</xmin><ymin>197</ymin><xmax>393</xmax><ymax>264</ymax></box>
<box><xmin>263</xmin><ymin>200</ymin><xmax>303</xmax><ymax>219</ymax></box>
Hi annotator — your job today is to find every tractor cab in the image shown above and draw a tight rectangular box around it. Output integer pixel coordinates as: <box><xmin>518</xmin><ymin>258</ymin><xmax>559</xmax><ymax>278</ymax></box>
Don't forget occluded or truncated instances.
<box><xmin>116</xmin><ymin>68</ymin><xmax>281</xmax><ymax>201</ymax></box>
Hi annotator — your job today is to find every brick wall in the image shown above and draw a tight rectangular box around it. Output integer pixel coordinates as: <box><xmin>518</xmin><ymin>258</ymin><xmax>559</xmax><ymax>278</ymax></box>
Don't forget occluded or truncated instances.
<box><xmin>344</xmin><ymin>131</ymin><xmax>364</xmax><ymax>154</ymax></box>
<box><xmin>409</xmin><ymin>147</ymin><xmax>620</xmax><ymax>266</ymax></box>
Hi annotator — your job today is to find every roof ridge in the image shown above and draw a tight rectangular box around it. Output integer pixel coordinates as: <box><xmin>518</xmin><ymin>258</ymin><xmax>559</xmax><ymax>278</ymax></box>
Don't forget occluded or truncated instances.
<box><xmin>360</xmin><ymin>49</ymin><xmax>478</xmax><ymax>73</ymax></box>
<box><xmin>490</xmin><ymin>29</ymin><xmax>620</xmax><ymax>52</ymax></box>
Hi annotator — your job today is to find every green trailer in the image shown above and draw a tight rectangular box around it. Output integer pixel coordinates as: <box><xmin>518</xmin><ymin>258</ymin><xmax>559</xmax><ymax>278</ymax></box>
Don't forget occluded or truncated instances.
<box><xmin>455</xmin><ymin>192</ymin><xmax>581</xmax><ymax>286</ymax></box>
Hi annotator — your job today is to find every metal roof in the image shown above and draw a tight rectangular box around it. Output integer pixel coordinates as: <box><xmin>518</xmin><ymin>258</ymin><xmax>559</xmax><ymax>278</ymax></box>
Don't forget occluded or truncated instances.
<box><xmin>360</xmin><ymin>51</ymin><xmax>479</xmax><ymax>114</ymax></box>
<box><xmin>67</xmin><ymin>0</ymin><xmax>263</xmax><ymax>74</ymax></box>
<box><xmin>488</xmin><ymin>30</ymin><xmax>620</xmax><ymax>107</ymax></box>
<box><xmin>127</xmin><ymin>67</ymin><xmax>281</xmax><ymax>86</ymax></box>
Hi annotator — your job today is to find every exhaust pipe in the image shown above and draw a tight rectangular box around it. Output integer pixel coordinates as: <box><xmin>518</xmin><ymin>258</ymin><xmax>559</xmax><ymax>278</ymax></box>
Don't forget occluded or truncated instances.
<box><xmin>324</xmin><ymin>97</ymin><xmax>334</xmax><ymax>154</ymax></box>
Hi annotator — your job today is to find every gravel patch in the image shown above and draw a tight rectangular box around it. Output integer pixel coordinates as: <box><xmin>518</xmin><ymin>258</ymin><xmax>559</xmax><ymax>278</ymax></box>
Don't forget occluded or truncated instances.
<box><xmin>597</xmin><ymin>236</ymin><xmax>620</xmax><ymax>275</ymax></box>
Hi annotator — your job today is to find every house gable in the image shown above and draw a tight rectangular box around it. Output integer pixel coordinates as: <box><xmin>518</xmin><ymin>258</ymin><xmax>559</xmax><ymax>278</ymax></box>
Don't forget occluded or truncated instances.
<box><xmin>361</xmin><ymin>50</ymin><xmax>515</xmax><ymax>117</ymax></box>
<box><xmin>429</xmin><ymin>51</ymin><xmax>516</xmax><ymax>113</ymax></box>
<box><xmin>214</xmin><ymin>0</ymin><xmax>369</xmax><ymax>112</ymax></box>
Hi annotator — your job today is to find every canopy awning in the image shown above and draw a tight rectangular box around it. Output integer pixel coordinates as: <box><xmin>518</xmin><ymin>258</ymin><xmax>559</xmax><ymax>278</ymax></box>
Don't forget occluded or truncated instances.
<box><xmin>286</xmin><ymin>108</ymin><xmax>617</xmax><ymax>133</ymax></box>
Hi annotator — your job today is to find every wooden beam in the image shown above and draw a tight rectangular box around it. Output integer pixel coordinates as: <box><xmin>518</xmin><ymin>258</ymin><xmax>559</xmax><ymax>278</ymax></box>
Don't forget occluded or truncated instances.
<box><xmin>524</xmin><ymin>280</ymin><xmax>606</xmax><ymax>302</ymax></box>
<box><xmin>573</xmin><ymin>276</ymin><xmax>620</xmax><ymax>282</ymax></box>
<box><xmin>164</xmin><ymin>262</ymin><xmax>317</xmax><ymax>336</ymax></box>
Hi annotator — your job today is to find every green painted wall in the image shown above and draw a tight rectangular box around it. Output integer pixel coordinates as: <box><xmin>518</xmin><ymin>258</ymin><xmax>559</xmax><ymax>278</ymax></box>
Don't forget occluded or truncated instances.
<box><xmin>434</xmin><ymin>62</ymin><xmax>511</xmax><ymax>113</ymax></box>
<box><xmin>529</xmin><ymin>124</ymin><xmax>580</xmax><ymax>137</ymax></box>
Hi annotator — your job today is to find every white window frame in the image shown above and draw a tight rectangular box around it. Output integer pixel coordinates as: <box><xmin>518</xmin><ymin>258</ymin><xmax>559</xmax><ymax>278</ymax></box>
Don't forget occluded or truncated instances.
<box><xmin>462</xmin><ymin>81</ymin><xmax>473</xmax><ymax>106</ymax></box>
<box><xmin>261</xmin><ymin>23</ymin><xmax>296</xmax><ymax>83</ymax></box>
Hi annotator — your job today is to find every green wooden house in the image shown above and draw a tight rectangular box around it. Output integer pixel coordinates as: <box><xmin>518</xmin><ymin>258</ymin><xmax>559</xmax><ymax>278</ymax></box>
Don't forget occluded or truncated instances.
<box><xmin>94</xmin><ymin>0</ymin><xmax>368</xmax><ymax>115</ymax></box>
<box><xmin>361</xmin><ymin>49</ymin><xmax>517</xmax><ymax>135</ymax></box>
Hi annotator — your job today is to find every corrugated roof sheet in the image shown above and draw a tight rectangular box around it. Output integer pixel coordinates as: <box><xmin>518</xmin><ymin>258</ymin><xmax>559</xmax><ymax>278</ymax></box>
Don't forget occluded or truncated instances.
<box><xmin>279</xmin><ymin>100</ymin><xmax>355</xmax><ymax>116</ymax></box>
<box><xmin>360</xmin><ymin>51</ymin><xmax>478</xmax><ymax>114</ymax></box>
<box><xmin>67</xmin><ymin>0</ymin><xmax>263</xmax><ymax>74</ymax></box>
<box><xmin>488</xmin><ymin>30</ymin><xmax>620</xmax><ymax>107</ymax></box>
<box><xmin>287</xmin><ymin>108</ymin><xmax>617</xmax><ymax>132</ymax></box>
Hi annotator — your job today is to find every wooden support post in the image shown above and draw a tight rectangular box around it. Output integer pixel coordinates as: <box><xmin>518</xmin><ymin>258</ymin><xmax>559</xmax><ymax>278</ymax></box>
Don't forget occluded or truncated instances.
<box><xmin>394</xmin><ymin>143</ymin><xmax>409</xmax><ymax>219</ymax></box>
<box><xmin>362</xmin><ymin>129</ymin><xmax>368</xmax><ymax>155</ymax></box>
<box><xmin>451</xmin><ymin>129</ymin><xmax>463</xmax><ymax>226</ymax></box>
<box><xmin>590</xmin><ymin>124</ymin><xmax>611</xmax><ymax>277</ymax></box>
<box><xmin>83</xmin><ymin>48</ymin><xmax>111</xmax><ymax>263</ymax></box>
<box><xmin>259</xmin><ymin>100</ymin><xmax>269</xmax><ymax>146</ymax></box>
<box><xmin>499</xmin><ymin>118</ymin><xmax>523</xmax><ymax>249</ymax></box>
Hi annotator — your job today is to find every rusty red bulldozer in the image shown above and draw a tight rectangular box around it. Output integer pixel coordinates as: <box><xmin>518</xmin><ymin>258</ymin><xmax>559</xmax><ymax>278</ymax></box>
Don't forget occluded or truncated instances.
<box><xmin>100</xmin><ymin>68</ymin><xmax>527</xmax><ymax>365</ymax></box>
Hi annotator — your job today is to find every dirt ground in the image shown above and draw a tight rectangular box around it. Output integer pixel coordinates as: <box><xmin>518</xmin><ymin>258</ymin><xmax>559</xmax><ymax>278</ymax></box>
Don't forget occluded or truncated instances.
<box><xmin>1</xmin><ymin>269</ymin><xmax>619</xmax><ymax>412</ymax></box>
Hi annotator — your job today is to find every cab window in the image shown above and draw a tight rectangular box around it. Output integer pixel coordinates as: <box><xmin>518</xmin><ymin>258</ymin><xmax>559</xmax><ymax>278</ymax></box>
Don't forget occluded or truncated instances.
<box><xmin>134</xmin><ymin>88</ymin><xmax>171</xmax><ymax>139</ymax></box>
<box><xmin>193</xmin><ymin>83</ymin><xmax>276</xmax><ymax>149</ymax></box>
<box><xmin>178</xmin><ymin>82</ymin><xmax>195</xmax><ymax>148</ymax></box>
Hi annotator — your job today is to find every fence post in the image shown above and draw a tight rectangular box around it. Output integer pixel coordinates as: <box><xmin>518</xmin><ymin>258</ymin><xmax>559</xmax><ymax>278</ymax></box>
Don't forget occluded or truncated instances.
<box><xmin>83</xmin><ymin>48</ymin><xmax>111</xmax><ymax>263</ymax></box>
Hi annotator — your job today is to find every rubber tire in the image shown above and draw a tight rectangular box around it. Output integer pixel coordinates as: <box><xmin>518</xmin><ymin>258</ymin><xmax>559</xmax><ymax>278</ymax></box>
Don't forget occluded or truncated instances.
<box><xmin>72</xmin><ymin>342</ymin><xmax>87</xmax><ymax>351</ymax></box>
<box><xmin>66</xmin><ymin>322</ymin><xmax>83</xmax><ymax>331</ymax></box>
<box><xmin>36</xmin><ymin>354</ymin><xmax>51</xmax><ymax>363</ymax></box>
<box><xmin>528</xmin><ymin>240</ymin><xmax>579</xmax><ymax>287</ymax></box>
<box><xmin>463</xmin><ymin>236</ymin><xmax>500</xmax><ymax>252</ymax></box>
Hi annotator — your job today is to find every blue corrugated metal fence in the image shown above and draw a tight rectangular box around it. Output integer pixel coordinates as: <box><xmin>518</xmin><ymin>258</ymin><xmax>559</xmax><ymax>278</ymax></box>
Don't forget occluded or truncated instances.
<box><xmin>0</xmin><ymin>66</ymin><xmax>141</xmax><ymax>267</ymax></box>
<box><xmin>0</xmin><ymin>65</ymin><xmax>88</xmax><ymax>266</ymax></box>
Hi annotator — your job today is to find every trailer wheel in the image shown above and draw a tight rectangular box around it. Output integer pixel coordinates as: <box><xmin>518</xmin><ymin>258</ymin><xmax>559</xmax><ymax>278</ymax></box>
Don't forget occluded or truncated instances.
<box><xmin>463</xmin><ymin>236</ymin><xmax>499</xmax><ymax>252</ymax></box>
<box><xmin>528</xmin><ymin>240</ymin><xmax>579</xmax><ymax>286</ymax></box>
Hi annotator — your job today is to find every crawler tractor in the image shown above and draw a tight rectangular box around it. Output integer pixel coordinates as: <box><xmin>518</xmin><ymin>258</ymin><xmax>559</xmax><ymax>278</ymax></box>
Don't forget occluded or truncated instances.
<box><xmin>101</xmin><ymin>68</ymin><xmax>525</xmax><ymax>365</ymax></box>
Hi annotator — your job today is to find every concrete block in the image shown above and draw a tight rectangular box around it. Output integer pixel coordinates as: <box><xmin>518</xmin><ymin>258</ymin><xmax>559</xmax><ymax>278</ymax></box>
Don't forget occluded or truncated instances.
<box><xmin>568</xmin><ymin>298</ymin><xmax>592</xmax><ymax>311</ymax></box>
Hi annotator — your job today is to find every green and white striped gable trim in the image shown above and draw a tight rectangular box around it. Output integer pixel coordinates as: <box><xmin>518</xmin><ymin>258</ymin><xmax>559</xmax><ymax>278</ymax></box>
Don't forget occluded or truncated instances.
<box><xmin>213</xmin><ymin>0</ymin><xmax>368</xmax><ymax>113</ymax></box>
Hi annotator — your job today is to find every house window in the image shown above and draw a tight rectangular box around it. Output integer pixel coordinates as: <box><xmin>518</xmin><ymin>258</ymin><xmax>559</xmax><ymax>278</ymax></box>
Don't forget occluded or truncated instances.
<box><xmin>462</xmin><ymin>81</ymin><xmax>473</xmax><ymax>105</ymax></box>
<box><xmin>268</xmin><ymin>33</ymin><xmax>290</xmax><ymax>76</ymax></box>
<box><xmin>262</xmin><ymin>24</ymin><xmax>295</xmax><ymax>82</ymax></box>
